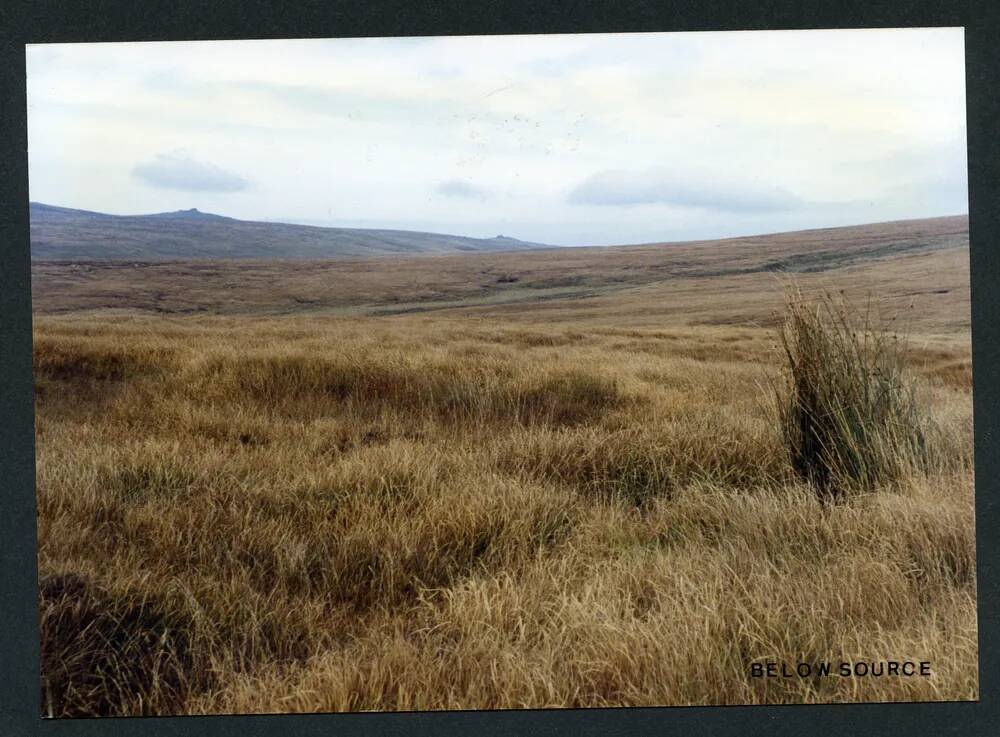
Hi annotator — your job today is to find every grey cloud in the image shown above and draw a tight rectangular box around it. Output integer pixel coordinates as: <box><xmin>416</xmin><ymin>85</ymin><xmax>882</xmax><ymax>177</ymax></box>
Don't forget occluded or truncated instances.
<box><xmin>568</xmin><ymin>169</ymin><xmax>802</xmax><ymax>213</ymax></box>
<box><xmin>435</xmin><ymin>179</ymin><xmax>491</xmax><ymax>200</ymax></box>
<box><xmin>132</xmin><ymin>153</ymin><xmax>249</xmax><ymax>192</ymax></box>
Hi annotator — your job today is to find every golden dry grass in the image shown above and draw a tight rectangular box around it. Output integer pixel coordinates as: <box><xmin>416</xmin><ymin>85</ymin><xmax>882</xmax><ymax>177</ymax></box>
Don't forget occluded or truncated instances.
<box><xmin>34</xmin><ymin>304</ymin><xmax>975</xmax><ymax>715</ymax></box>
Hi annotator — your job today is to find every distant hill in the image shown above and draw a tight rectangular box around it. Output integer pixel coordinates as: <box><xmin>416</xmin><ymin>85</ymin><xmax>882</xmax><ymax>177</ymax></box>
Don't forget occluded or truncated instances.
<box><xmin>29</xmin><ymin>202</ymin><xmax>550</xmax><ymax>260</ymax></box>
<box><xmin>31</xmin><ymin>214</ymin><xmax>968</xmax><ymax>318</ymax></box>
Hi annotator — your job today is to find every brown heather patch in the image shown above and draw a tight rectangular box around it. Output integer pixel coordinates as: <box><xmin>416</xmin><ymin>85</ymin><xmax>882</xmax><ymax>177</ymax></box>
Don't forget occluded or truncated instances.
<box><xmin>39</xmin><ymin>572</ymin><xmax>206</xmax><ymax>717</ymax></box>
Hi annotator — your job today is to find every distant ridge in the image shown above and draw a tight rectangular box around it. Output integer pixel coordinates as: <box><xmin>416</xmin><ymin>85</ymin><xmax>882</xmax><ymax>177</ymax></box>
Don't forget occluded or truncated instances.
<box><xmin>29</xmin><ymin>202</ymin><xmax>550</xmax><ymax>261</ymax></box>
<box><xmin>143</xmin><ymin>207</ymin><xmax>237</xmax><ymax>223</ymax></box>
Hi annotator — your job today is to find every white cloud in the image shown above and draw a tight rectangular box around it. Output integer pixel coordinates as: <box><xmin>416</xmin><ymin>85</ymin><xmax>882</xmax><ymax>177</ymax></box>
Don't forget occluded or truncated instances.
<box><xmin>132</xmin><ymin>152</ymin><xmax>250</xmax><ymax>192</ymax></box>
<box><xmin>569</xmin><ymin>168</ymin><xmax>802</xmax><ymax>212</ymax></box>
<box><xmin>435</xmin><ymin>179</ymin><xmax>491</xmax><ymax>200</ymax></box>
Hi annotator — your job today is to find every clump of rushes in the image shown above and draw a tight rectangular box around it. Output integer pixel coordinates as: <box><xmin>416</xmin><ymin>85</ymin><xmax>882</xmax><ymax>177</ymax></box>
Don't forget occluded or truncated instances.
<box><xmin>776</xmin><ymin>288</ymin><xmax>931</xmax><ymax>500</ymax></box>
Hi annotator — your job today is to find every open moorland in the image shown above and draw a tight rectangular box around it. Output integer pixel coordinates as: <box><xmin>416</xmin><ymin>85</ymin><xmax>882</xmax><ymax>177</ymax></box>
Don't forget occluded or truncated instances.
<box><xmin>32</xmin><ymin>215</ymin><xmax>976</xmax><ymax>715</ymax></box>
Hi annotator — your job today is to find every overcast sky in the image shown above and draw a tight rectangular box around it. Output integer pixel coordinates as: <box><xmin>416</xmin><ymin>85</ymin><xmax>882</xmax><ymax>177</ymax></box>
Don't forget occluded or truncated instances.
<box><xmin>26</xmin><ymin>29</ymin><xmax>967</xmax><ymax>246</ymax></box>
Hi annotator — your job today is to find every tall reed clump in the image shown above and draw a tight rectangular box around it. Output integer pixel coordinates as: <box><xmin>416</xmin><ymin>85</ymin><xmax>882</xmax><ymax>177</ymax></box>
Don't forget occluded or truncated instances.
<box><xmin>776</xmin><ymin>289</ymin><xmax>932</xmax><ymax>499</ymax></box>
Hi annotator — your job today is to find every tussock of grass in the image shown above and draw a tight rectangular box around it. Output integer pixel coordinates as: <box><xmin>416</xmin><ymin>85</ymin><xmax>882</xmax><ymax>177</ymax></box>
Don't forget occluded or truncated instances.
<box><xmin>32</xmin><ymin>305</ymin><xmax>976</xmax><ymax>715</ymax></box>
<box><xmin>776</xmin><ymin>290</ymin><xmax>937</xmax><ymax>498</ymax></box>
<box><xmin>98</xmin><ymin>458</ymin><xmax>198</xmax><ymax>504</ymax></box>
<box><xmin>497</xmin><ymin>415</ymin><xmax>787</xmax><ymax>507</ymax></box>
<box><xmin>187</xmin><ymin>351</ymin><xmax>621</xmax><ymax>426</ymax></box>
<box><xmin>34</xmin><ymin>337</ymin><xmax>176</xmax><ymax>383</ymax></box>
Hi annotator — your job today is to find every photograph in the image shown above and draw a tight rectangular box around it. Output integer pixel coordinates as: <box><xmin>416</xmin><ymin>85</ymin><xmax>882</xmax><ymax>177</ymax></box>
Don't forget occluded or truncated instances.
<box><xmin>26</xmin><ymin>28</ymin><xmax>976</xmax><ymax>717</ymax></box>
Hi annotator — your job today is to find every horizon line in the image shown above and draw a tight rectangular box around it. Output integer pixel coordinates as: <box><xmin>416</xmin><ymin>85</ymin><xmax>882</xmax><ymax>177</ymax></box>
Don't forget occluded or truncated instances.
<box><xmin>28</xmin><ymin>199</ymin><xmax>971</xmax><ymax>250</ymax></box>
